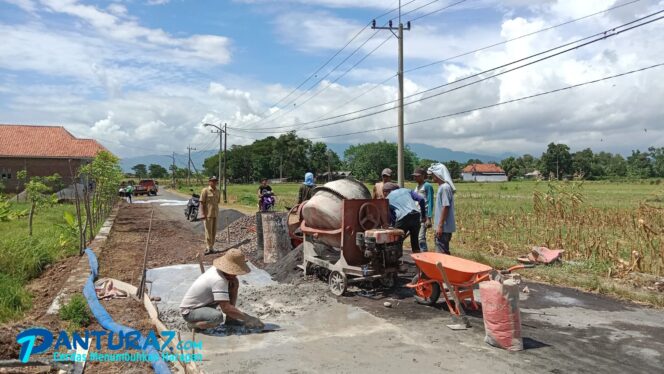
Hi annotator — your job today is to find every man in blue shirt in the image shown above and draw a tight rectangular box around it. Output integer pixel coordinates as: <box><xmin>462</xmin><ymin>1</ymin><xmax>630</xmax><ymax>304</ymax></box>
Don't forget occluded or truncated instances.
<box><xmin>428</xmin><ymin>163</ymin><xmax>456</xmax><ymax>254</ymax></box>
<box><xmin>383</xmin><ymin>182</ymin><xmax>427</xmax><ymax>253</ymax></box>
<box><xmin>412</xmin><ymin>168</ymin><xmax>434</xmax><ymax>251</ymax></box>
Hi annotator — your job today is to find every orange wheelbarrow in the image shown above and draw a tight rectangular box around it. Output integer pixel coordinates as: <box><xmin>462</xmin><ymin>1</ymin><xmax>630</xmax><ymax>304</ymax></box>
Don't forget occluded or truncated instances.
<box><xmin>407</xmin><ymin>252</ymin><xmax>531</xmax><ymax>315</ymax></box>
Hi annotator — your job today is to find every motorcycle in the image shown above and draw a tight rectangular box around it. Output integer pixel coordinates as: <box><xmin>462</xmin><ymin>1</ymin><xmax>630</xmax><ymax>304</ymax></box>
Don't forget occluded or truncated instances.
<box><xmin>259</xmin><ymin>190</ymin><xmax>275</xmax><ymax>212</ymax></box>
<box><xmin>184</xmin><ymin>190</ymin><xmax>200</xmax><ymax>221</ymax></box>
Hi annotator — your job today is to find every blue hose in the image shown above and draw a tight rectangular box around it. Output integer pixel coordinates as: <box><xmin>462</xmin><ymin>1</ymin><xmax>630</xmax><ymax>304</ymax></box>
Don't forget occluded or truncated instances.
<box><xmin>82</xmin><ymin>249</ymin><xmax>171</xmax><ymax>374</ymax></box>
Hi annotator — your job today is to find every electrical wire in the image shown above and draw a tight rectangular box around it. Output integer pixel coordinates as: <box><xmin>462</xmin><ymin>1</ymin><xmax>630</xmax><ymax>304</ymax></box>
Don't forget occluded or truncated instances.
<box><xmin>231</xmin><ymin>10</ymin><xmax>663</xmax><ymax>134</ymax></box>
<box><xmin>241</xmin><ymin>0</ymin><xmax>419</xmax><ymax>127</ymax></box>
<box><xmin>229</xmin><ymin>0</ymin><xmax>642</xmax><ymax>134</ymax></box>
<box><xmin>309</xmin><ymin>62</ymin><xmax>664</xmax><ymax>139</ymax></box>
<box><xmin>408</xmin><ymin>0</ymin><xmax>468</xmax><ymax>22</ymax></box>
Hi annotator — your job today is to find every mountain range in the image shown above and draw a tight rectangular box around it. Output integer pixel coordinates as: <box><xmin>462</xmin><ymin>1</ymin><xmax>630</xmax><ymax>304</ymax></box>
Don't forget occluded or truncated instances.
<box><xmin>120</xmin><ymin>143</ymin><xmax>507</xmax><ymax>172</ymax></box>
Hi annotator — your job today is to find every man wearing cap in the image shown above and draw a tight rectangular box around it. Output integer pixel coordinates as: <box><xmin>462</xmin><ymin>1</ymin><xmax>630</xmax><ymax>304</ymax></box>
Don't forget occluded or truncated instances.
<box><xmin>372</xmin><ymin>168</ymin><xmax>393</xmax><ymax>199</ymax></box>
<box><xmin>180</xmin><ymin>249</ymin><xmax>264</xmax><ymax>331</ymax></box>
<box><xmin>412</xmin><ymin>168</ymin><xmax>434</xmax><ymax>251</ymax></box>
<box><xmin>201</xmin><ymin>176</ymin><xmax>221</xmax><ymax>255</ymax></box>
<box><xmin>383</xmin><ymin>182</ymin><xmax>427</xmax><ymax>253</ymax></box>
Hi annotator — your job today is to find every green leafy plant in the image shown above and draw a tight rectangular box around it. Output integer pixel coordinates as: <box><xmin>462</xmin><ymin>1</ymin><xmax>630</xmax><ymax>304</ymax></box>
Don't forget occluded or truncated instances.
<box><xmin>59</xmin><ymin>294</ymin><xmax>91</xmax><ymax>330</ymax></box>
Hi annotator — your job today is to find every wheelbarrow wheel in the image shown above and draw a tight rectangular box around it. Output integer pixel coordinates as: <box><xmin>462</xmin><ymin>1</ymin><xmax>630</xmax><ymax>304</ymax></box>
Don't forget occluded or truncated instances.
<box><xmin>329</xmin><ymin>271</ymin><xmax>347</xmax><ymax>296</ymax></box>
<box><xmin>412</xmin><ymin>274</ymin><xmax>441</xmax><ymax>306</ymax></box>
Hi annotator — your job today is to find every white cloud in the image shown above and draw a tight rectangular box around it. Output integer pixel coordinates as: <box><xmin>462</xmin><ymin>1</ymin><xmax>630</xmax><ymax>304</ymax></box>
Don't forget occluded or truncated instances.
<box><xmin>1</xmin><ymin>0</ymin><xmax>663</xmax><ymax>160</ymax></box>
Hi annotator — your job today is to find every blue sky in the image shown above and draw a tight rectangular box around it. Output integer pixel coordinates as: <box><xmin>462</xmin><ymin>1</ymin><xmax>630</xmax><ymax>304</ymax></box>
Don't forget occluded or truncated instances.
<box><xmin>0</xmin><ymin>0</ymin><xmax>662</xmax><ymax>158</ymax></box>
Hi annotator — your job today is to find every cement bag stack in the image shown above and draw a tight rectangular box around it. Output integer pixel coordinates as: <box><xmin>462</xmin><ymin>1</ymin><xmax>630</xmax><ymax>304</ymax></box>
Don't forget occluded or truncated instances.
<box><xmin>479</xmin><ymin>278</ymin><xmax>523</xmax><ymax>351</ymax></box>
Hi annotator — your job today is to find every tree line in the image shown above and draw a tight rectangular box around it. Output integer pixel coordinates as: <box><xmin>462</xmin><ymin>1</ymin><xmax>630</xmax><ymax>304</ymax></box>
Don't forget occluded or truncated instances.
<box><xmin>130</xmin><ymin>135</ymin><xmax>664</xmax><ymax>182</ymax></box>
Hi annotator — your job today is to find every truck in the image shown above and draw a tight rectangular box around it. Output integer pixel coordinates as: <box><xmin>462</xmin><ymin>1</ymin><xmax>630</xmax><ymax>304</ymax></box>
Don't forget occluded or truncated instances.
<box><xmin>134</xmin><ymin>179</ymin><xmax>159</xmax><ymax>196</ymax></box>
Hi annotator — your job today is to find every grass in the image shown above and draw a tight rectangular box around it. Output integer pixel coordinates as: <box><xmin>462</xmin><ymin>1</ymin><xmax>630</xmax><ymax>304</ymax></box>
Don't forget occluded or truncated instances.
<box><xmin>59</xmin><ymin>293</ymin><xmax>91</xmax><ymax>330</ymax></box>
<box><xmin>0</xmin><ymin>201</ymin><xmax>79</xmax><ymax>322</ymax></box>
<box><xmin>177</xmin><ymin>179</ymin><xmax>664</xmax><ymax>306</ymax></box>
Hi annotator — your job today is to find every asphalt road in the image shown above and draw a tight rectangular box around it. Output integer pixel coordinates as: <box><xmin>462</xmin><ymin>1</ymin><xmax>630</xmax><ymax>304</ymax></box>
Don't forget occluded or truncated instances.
<box><xmin>143</xmin><ymin>190</ymin><xmax>664</xmax><ymax>373</ymax></box>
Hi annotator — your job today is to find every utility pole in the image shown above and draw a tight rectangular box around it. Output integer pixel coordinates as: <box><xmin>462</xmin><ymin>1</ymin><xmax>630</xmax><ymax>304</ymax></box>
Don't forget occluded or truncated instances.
<box><xmin>372</xmin><ymin>2</ymin><xmax>410</xmax><ymax>187</ymax></box>
<box><xmin>187</xmin><ymin>145</ymin><xmax>196</xmax><ymax>186</ymax></box>
<box><xmin>203</xmin><ymin>123</ymin><xmax>227</xmax><ymax>202</ymax></box>
<box><xmin>171</xmin><ymin>152</ymin><xmax>176</xmax><ymax>189</ymax></box>
<box><xmin>223</xmin><ymin>123</ymin><xmax>227</xmax><ymax>203</ymax></box>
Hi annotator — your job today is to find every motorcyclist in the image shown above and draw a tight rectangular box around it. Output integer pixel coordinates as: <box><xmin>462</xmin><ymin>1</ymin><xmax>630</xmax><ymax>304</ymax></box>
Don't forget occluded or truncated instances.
<box><xmin>257</xmin><ymin>178</ymin><xmax>275</xmax><ymax>211</ymax></box>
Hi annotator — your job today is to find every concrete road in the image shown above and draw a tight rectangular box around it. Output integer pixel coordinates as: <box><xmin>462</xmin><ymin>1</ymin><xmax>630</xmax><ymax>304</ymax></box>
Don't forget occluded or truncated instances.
<box><xmin>140</xmin><ymin>191</ymin><xmax>664</xmax><ymax>374</ymax></box>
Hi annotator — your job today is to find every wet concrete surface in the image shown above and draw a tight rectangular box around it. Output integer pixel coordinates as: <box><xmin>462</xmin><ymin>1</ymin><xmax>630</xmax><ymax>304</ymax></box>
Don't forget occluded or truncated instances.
<box><xmin>144</xmin><ymin>192</ymin><xmax>664</xmax><ymax>373</ymax></box>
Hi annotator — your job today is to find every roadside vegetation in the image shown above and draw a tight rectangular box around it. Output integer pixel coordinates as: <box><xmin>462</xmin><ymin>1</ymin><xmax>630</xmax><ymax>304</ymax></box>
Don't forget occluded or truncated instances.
<box><xmin>0</xmin><ymin>151</ymin><xmax>122</xmax><ymax>322</ymax></box>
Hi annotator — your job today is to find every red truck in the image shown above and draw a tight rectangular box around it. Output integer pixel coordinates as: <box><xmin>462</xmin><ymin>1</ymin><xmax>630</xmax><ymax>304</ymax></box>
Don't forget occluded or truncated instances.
<box><xmin>134</xmin><ymin>179</ymin><xmax>159</xmax><ymax>196</ymax></box>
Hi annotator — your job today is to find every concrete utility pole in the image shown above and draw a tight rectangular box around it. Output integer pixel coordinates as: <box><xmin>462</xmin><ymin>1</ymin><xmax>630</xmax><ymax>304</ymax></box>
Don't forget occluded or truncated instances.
<box><xmin>372</xmin><ymin>2</ymin><xmax>410</xmax><ymax>187</ymax></box>
<box><xmin>187</xmin><ymin>145</ymin><xmax>196</xmax><ymax>186</ymax></box>
<box><xmin>223</xmin><ymin>123</ymin><xmax>227</xmax><ymax>203</ymax></box>
<box><xmin>171</xmin><ymin>152</ymin><xmax>176</xmax><ymax>189</ymax></box>
<box><xmin>203</xmin><ymin>123</ymin><xmax>228</xmax><ymax>203</ymax></box>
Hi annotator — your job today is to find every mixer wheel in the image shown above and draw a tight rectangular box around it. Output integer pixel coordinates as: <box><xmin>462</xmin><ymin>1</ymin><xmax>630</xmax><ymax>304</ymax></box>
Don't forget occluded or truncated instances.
<box><xmin>412</xmin><ymin>274</ymin><xmax>441</xmax><ymax>306</ymax></box>
<box><xmin>328</xmin><ymin>271</ymin><xmax>347</xmax><ymax>296</ymax></box>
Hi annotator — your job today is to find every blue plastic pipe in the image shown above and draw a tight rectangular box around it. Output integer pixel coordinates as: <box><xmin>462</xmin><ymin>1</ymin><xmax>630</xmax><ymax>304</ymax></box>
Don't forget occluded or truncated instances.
<box><xmin>82</xmin><ymin>249</ymin><xmax>171</xmax><ymax>374</ymax></box>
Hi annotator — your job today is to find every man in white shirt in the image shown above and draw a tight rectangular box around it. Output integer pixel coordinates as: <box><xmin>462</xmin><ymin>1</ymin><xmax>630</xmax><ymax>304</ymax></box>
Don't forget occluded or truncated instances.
<box><xmin>180</xmin><ymin>249</ymin><xmax>264</xmax><ymax>331</ymax></box>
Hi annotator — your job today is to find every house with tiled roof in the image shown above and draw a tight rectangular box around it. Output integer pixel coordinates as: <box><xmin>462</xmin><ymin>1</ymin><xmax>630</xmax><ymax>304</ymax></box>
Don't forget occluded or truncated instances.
<box><xmin>461</xmin><ymin>163</ymin><xmax>508</xmax><ymax>182</ymax></box>
<box><xmin>0</xmin><ymin>124</ymin><xmax>110</xmax><ymax>192</ymax></box>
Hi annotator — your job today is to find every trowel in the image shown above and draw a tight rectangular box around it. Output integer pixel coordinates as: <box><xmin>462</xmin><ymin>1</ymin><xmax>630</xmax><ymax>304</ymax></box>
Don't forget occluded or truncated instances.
<box><xmin>435</xmin><ymin>261</ymin><xmax>470</xmax><ymax>330</ymax></box>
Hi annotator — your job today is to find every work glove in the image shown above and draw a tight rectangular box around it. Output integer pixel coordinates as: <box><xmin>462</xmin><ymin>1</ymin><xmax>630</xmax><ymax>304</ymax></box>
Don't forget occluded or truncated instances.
<box><xmin>244</xmin><ymin>315</ymin><xmax>265</xmax><ymax>330</ymax></box>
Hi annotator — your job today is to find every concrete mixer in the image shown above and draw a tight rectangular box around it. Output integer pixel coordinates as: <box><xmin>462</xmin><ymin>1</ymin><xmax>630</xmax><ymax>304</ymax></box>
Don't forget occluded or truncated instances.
<box><xmin>290</xmin><ymin>178</ymin><xmax>405</xmax><ymax>296</ymax></box>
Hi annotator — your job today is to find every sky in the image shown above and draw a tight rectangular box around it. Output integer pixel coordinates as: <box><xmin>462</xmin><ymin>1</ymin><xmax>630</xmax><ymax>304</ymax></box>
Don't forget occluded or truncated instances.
<box><xmin>1</xmin><ymin>0</ymin><xmax>663</xmax><ymax>160</ymax></box>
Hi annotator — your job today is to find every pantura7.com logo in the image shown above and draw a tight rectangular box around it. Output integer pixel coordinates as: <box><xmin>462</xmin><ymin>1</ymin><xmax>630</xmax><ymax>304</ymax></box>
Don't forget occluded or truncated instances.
<box><xmin>16</xmin><ymin>327</ymin><xmax>202</xmax><ymax>363</ymax></box>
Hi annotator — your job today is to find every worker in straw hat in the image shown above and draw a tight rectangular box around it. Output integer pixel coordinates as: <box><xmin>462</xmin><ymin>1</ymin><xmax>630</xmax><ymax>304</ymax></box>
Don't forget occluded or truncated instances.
<box><xmin>179</xmin><ymin>249</ymin><xmax>264</xmax><ymax>331</ymax></box>
<box><xmin>201</xmin><ymin>176</ymin><xmax>221</xmax><ymax>255</ymax></box>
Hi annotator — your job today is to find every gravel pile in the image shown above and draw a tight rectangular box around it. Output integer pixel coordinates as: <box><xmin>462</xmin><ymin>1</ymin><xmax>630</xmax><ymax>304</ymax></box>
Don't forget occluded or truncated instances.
<box><xmin>215</xmin><ymin>215</ymin><xmax>263</xmax><ymax>265</ymax></box>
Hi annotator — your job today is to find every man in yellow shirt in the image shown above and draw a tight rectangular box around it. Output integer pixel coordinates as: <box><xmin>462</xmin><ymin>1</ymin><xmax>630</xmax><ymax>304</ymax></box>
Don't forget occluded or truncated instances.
<box><xmin>201</xmin><ymin>176</ymin><xmax>221</xmax><ymax>254</ymax></box>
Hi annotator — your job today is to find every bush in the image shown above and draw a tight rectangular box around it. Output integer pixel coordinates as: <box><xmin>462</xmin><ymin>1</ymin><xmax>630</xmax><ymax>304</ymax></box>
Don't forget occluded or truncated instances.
<box><xmin>59</xmin><ymin>294</ymin><xmax>91</xmax><ymax>329</ymax></box>
<box><xmin>0</xmin><ymin>274</ymin><xmax>32</xmax><ymax>322</ymax></box>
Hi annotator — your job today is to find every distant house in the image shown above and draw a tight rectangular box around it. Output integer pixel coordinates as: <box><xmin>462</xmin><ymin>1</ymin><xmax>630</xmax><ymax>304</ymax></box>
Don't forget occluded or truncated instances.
<box><xmin>0</xmin><ymin>124</ymin><xmax>109</xmax><ymax>193</ymax></box>
<box><xmin>525</xmin><ymin>170</ymin><xmax>542</xmax><ymax>180</ymax></box>
<box><xmin>461</xmin><ymin>163</ymin><xmax>508</xmax><ymax>182</ymax></box>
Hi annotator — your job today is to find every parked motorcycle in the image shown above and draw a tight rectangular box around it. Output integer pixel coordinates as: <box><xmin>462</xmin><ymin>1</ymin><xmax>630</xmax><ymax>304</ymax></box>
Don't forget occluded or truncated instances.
<box><xmin>184</xmin><ymin>190</ymin><xmax>200</xmax><ymax>221</ymax></box>
<box><xmin>259</xmin><ymin>190</ymin><xmax>275</xmax><ymax>212</ymax></box>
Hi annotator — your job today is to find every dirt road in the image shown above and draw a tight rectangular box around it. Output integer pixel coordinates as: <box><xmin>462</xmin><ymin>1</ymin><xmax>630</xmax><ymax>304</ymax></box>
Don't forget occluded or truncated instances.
<box><xmin>104</xmin><ymin>192</ymin><xmax>664</xmax><ymax>373</ymax></box>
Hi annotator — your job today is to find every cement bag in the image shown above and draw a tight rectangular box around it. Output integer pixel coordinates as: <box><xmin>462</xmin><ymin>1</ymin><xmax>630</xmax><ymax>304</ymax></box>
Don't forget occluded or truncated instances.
<box><xmin>479</xmin><ymin>279</ymin><xmax>523</xmax><ymax>351</ymax></box>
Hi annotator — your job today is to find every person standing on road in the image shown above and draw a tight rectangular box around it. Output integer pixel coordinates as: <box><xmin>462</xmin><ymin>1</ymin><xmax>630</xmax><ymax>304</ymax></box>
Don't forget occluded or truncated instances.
<box><xmin>200</xmin><ymin>176</ymin><xmax>221</xmax><ymax>255</ymax></box>
<box><xmin>125</xmin><ymin>183</ymin><xmax>134</xmax><ymax>204</ymax></box>
<box><xmin>297</xmin><ymin>172</ymin><xmax>316</xmax><ymax>204</ymax></box>
<box><xmin>412</xmin><ymin>168</ymin><xmax>434</xmax><ymax>251</ymax></box>
<box><xmin>383</xmin><ymin>182</ymin><xmax>427</xmax><ymax>253</ymax></box>
<box><xmin>179</xmin><ymin>249</ymin><xmax>265</xmax><ymax>332</ymax></box>
<box><xmin>372</xmin><ymin>168</ymin><xmax>393</xmax><ymax>199</ymax></box>
<box><xmin>428</xmin><ymin>163</ymin><xmax>456</xmax><ymax>254</ymax></box>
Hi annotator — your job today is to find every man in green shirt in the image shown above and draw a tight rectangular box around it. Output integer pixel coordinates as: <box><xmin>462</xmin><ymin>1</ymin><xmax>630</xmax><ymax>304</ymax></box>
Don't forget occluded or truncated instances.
<box><xmin>412</xmin><ymin>168</ymin><xmax>434</xmax><ymax>251</ymax></box>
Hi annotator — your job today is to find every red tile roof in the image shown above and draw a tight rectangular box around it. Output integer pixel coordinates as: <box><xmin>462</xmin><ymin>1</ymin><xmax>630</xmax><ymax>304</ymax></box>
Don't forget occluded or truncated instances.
<box><xmin>0</xmin><ymin>124</ymin><xmax>109</xmax><ymax>158</ymax></box>
<box><xmin>462</xmin><ymin>163</ymin><xmax>505</xmax><ymax>174</ymax></box>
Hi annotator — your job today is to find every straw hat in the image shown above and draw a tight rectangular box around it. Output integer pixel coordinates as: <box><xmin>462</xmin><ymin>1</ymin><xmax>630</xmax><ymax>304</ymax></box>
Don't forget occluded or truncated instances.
<box><xmin>213</xmin><ymin>249</ymin><xmax>250</xmax><ymax>275</ymax></box>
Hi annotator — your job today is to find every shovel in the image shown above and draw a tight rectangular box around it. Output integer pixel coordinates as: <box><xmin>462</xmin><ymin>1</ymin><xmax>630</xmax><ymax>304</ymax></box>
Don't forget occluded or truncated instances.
<box><xmin>435</xmin><ymin>261</ymin><xmax>471</xmax><ymax>330</ymax></box>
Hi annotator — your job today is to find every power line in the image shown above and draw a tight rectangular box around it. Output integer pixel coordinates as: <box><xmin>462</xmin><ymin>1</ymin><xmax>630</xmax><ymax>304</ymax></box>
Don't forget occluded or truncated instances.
<box><xmin>310</xmin><ymin>62</ymin><xmax>664</xmax><ymax>139</ymax></box>
<box><xmin>405</xmin><ymin>0</ymin><xmax>641</xmax><ymax>73</ymax></box>
<box><xmin>239</xmin><ymin>0</ymin><xmax>469</xmax><ymax>131</ymax></box>
<box><xmin>407</xmin><ymin>0</ymin><xmax>468</xmax><ymax>22</ymax></box>
<box><xmin>229</xmin><ymin>0</ymin><xmax>644</xmax><ymax>133</ymax></box>
<box><xmin>241</xmin><ymin>0</ymin><xmax>419</xmax><ymax>127</ymax></box>
<box><xmin>254</xmin><ymin>33</ymin><xmax>394</xmax><ymax>127</ymax></box>
<box><xmin>232</xmin><ymin>10</ymin><xmax>663</xmax><ymax>134</ymax></box>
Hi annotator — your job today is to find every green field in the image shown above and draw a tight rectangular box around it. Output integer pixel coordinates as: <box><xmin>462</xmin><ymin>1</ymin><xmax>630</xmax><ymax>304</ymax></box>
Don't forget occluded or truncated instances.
<box><xmin>179</xmin><ymin>179</ymin><xmax>664</xmax><ymax>305</ymax></box>
<box><xmin>0</xmin><ymin>202</ymin><xmax>79</xmax><ymax>322</ymax></box>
